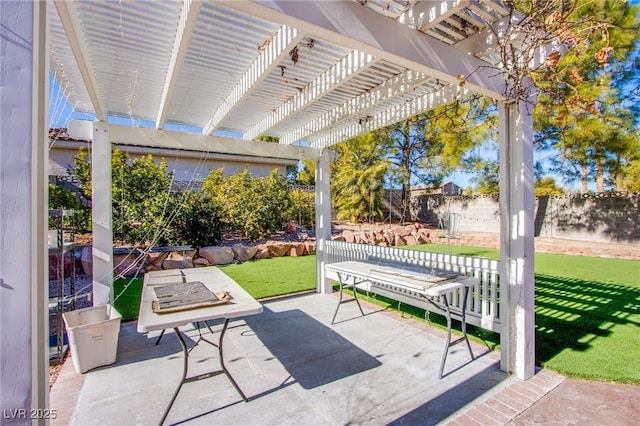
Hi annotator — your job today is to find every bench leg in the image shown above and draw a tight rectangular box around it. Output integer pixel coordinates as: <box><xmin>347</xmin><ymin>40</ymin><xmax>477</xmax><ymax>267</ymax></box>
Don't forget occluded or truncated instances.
<box><xmin>438</xmin><ymin>287</ymin><xmax>475</xmax><ymax>379</ymax></box>
<box><xmin>331</xmin><ymin>274</ymin><xmax>365</xmax><ymax>325</ymax></box>
<box><xmin>461</xmin><ymin>286</ymin><xmax>474</xmax><ymax>360</ymax></box>
<box><xmin>439</xmin><ymin>295</ymin><xmax>453</xmax><ymax>379</ymax></box>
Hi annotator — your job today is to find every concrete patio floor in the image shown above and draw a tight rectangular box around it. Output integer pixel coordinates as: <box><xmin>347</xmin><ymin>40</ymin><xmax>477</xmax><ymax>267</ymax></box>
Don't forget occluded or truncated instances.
<box><xmin>50</xmin><ymin>292</ymin><xmax>565</xmax><ymax>425</ymax></box>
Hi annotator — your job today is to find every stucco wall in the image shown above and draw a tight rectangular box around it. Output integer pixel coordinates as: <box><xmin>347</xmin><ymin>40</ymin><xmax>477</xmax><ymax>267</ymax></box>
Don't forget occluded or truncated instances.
<box><xmin>49</xmin><ymin>139</ymin><xmax>296</xmax><ymax>182</ymax></box>
<box><xmin>414</xmin><ymin>193</ymin><xmax>640</xmax><ymax>244</ymax></box>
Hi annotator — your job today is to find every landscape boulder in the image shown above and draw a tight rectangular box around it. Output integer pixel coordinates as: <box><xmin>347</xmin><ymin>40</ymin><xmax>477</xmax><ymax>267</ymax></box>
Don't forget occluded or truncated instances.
<box><xmin>253</xmin><ymin>247</ymin><xmax>271</xmax><ymax>260</ymax></box>
<box><xmin>192</xmin><ymin>257</ymin><xmax>211</xmax><ymax>267</ymax></box>
<box><xmin>232</xmin><ymin>243</ymin><xmax>258</xmax><ymax>262</ymax></box>
<box><xmin>199</xmin><ymin>246</ymin><xmax>235</xmax><ymax>265</ymax></box>
<box><xmin>162</xmin><ymin>250</ymin><xmax>195</xmax><ymax>270</ymax></box>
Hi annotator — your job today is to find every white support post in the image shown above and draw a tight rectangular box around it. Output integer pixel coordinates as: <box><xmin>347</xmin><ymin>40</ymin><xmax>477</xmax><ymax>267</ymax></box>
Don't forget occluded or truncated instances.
<box><xmin>0</xmin><ymin>0</ymin><xmax>49</xmax><ymax>419</ymax></box>
<box><xmin>315</xmin><ymin>151</ymin><xmax>333</xmax><ymax>294</ymax></box>
<box><xmin>499</xmin><ymin>101</ymin><xmax>536</xmax><ymax>380</ymax></box>
<box><xmin>92</xmin><ymin>122</ymin><xmax>114</xmax><ymax>306</ymax></box>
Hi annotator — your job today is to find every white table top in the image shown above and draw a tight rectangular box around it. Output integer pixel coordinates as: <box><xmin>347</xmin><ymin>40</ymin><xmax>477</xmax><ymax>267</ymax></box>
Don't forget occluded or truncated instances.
<box><xmin>326</xmin><ymin>260</ymin><xmax>478</xmax><ymax>297</ymax></box>
<box><xmin>137</xmin><ymin>266</ymin><xmax>263</xmax><ymax>332</ymax></box>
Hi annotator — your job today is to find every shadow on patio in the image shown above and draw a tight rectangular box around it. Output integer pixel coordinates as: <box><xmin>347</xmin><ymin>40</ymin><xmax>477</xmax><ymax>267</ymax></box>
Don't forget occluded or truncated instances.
<box><xmin>54</xmin><ymin>293</ymin><xmax>509</xmax><ymax>425</ymax></box>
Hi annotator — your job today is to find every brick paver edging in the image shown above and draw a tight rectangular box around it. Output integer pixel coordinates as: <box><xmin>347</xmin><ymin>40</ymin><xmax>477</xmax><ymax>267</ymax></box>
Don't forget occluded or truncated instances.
<box><xmin>444</xmin><ymin>369</ymin><xmax>565</xmax><ymax>426</ymax></box>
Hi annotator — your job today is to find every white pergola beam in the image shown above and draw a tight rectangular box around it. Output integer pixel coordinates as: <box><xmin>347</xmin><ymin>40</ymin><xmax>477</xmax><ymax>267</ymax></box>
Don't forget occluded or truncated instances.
<box><xmin>244</xmin><ymin>50</ymin><xmax>378</xmax><ymax>141</ymax></box>
<box><xmin>467</xmin><ymin>2</ymin><xmax>497</xmax><ymax>23</ymax></box>
<box><xmin>401</xmin><ymin>0</ymin><xmax>469</xmax><ymax>31</ymax></box>
<box><xmin>54</xmin><ymin>0</ymin><xmax>106</xmax><ymax>121</ymax></box>
<box><xmin>281</xmin><ymin>70</ymin><xmax>435</xmax><ymax>145</ymax></box>
<box><xmin>483</xmin><ymin>0</ymin><xmax>510</xmax><ymax>16</ymax></box>
<box><xmin>155</xmin><ymin>0</ymin><xmax>202</xmax><ymax>129</ymax></box>
<box><xmin>310</xmin><ymin>83</ymin><xmax>465</xmax><ymax>149</ymax></box>
<box><xmin>455</xmin><ymin>13</ymin><xmax>513</xmax><ymax>58</ymax></box>
<box><xmin>455</xmin><ymin>13</ymin><xmax>549</xmax><ymax>69</ymax></box>
<box><xmin>203</xmin><ymin>25</ymin><xmax>306</xmax><ymax>135</ymax></box>
<box><xmin>222</xmin><ymin>0</ymin><xmax>504</xmax><ymax>100</ymax></box>
<box><xmin>67</xmin><ymin>121</ymin><xmax>322</xmax><ymax>161</ymax></box>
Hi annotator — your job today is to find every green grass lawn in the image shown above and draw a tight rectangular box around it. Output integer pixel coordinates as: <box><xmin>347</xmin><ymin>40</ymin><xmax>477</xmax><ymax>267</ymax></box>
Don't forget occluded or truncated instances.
<box><xmin>217</xmin><ymin>256</ymin><xmax>317</xmax><ymax>299</ymax></box>
<box><xmin>112</xmin><ymin>255</ymin><xmax>317</xmax><ymax>321</ymax></box>
<box><xmin>113</xmin><ymin>243</ymin><xmax>640</xmax><ymax>383</ymax></box>
<box><xmin>411</xmin><ymin>243</ymin><xmax>640</xmax><ymax>384</ymax></box>
<box><xmin>113</xmin><ymin>277</ymin><xmax>144</xmax><ymax>322</ymax></box>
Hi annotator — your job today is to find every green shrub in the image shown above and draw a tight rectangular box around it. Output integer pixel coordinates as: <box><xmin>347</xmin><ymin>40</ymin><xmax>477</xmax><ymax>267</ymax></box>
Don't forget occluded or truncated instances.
<box><xmin>73</xmin><ymin>148</ymin><xmax>172</xmax><ymax>246</ymax></box>
<box><xmin>48</xmin><ymin>182</ymin><xmax>78</xmax><ymax>210</ymax></box>
<box><xmin>287</xmin><ymin>188</ymin><xmax>315</xmax><ymax>230</ymax></box>
<box><xmin>203</xmin><ymin>169</ymin><xmax>293</xmax><ymax>241</ymax></box>
<box><xmin>161</xmin><ymin>191</ymin><xmax>223</xmax><ymax>248</ymax></box>
<box><xmin>48</xmin><ymin>182</ymin><xmax>85</xmax><ymax>230</ymax></box>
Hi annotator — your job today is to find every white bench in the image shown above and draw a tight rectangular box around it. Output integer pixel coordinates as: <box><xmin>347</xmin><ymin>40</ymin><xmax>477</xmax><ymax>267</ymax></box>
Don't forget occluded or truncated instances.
<box><xmin>326</xmin><ymin>258</ymin><xmax>477</xmax><ymax>378</ymax></box>
<box><xmin>325</xmin><ymin>240</ymin><xmax>501</xmax><ymax>333</ymax></box>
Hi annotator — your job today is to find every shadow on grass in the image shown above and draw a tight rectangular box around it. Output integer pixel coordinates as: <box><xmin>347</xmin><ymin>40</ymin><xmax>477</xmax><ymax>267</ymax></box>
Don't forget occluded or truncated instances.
<box><xmin>534</xmin><ymin>273</ymin><xmax>640</xmax><ymax>364</ymax></box>
<box><xmin>340</xmin><ymin>273</ymin><xmax>640</xmax><ymax>372</ymax></box>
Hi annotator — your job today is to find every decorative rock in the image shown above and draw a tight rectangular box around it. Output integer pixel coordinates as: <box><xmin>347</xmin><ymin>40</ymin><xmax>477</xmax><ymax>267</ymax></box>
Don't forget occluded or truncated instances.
<box><xmin>199</xmin><ymin>246</ymin><xmax>235</xmax><ymax>265</ymax></box>
<box><xmin>289</xmin><ymin>242</ymin><xmax>307</xmax><ymax>257</ymax></box>
<box><xmin>404</xmin><ymin>235</ymin><xmax>418</xmax><ymax>246</ymax></box>
<box><xmin>417</xmin><ymin>228</ymin><xmax>431</xmax><ymax>242</ymax></box>
<box><xmin>405</xmin><ymin>224</ymin><xmax>419</xmax><ymax>234</ymax></box>
<box><xmin>266</xmin><ymin>242</ymin><xmax>291</xmax><ymax>257</ymax></box>
<box><xmin>162</xmin><ymin>250</ymin><xmax>195</xmax><ymax>270</ymax></box>
<box><xmin>383</xmin><ymin>230</ymin><xmax>395</xmax><ymax>246</ymax></box>
<box><xmin>192</xmin><ymin>257</ymin><xmax>211</xmax><ymax>267</ymax></box>
<box><xmin>113</xmin><ymin>253</ymin><xmax>143</xmax><ymax>277</ymax></box>
<box><xmin>144</xmin><ymin>264</ymin><xmax>162</xmax><ymax>273</ymax></box>
<box><xmin>362</xmin><ymin>232</ymin><xmax>372</xmax><ymax>244</ymax></box>
<box><xmin>253</xmin><ymin>247</ymin><xmax>271</xmax><ymax>260</ymax></box>
<box><xmin>393</xmin><ymin>234</ymin><xmax>407</xmax><ymax>246</ymax></box>
<box><xmin>232</xmin><ymin>243</ymin><xmax>255</xmax><ymax>262</ymax></box>
<box><xmin>305</xmin><ymin>241</ymin><xmax>316</xmax><ymax>255</ymax></box>
<box><xmin>146</xmin><ymin>251</ymin><xmax>169</xmax><ymax>268</ymax></box>
<box><xmin>391</xmin><ymin>225</ymin><xmax>407</xmax><ymax>236</ymax></box>
<box><xmin>342</xmin><ymin>230</ymin><xmax>356</xmax><ymax>243</ymax></box>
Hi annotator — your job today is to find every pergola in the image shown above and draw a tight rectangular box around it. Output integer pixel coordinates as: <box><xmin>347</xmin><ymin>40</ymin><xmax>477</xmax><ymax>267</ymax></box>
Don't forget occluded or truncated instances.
<box><xmin>1</xmin><ymin>0</ymin><xmax>535</xmax><ymax>416</ymax></box>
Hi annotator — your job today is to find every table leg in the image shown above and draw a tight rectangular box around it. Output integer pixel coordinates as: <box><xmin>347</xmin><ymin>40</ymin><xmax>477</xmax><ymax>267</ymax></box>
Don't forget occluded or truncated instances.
<box><xmin>154</xmin><ymin>329</ymin><xmax>165</xmax><ymax>346</ymax></box>
<box><xmin>158</xmin><ymin>320</ymin><xmax>247</xmax><ymax>425</ymax></box>
<box><xmin>157</xmin><ymin>320</ymin><xmax>214</xmax><ymax>348</ymax></box>
<box><xmin>331</xmin><ymin>273</ymin><xmax>365</xmax><ymax>324</ymax></box>
<box><xmin>159</xmin><ymin>327</ymin><xmax>189</xmax><ymax>425</ymax></box>
<box><xmin>218</xmin><ymin>319</ymin><xmax>248</xmax><ymax>402</ymax></box>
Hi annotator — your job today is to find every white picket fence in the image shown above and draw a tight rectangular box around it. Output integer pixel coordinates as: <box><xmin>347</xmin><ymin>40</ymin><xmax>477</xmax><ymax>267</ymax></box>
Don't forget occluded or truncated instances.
<box><xmin>325</xmin><ymin>240</ymin><xmax>501</xmax><ymax>332</ymax></box>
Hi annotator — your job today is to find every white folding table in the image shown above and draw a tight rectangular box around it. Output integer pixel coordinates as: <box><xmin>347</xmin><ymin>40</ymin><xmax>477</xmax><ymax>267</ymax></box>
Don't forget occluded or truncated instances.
<box><xmin>326</xmin><ymin>260</ymin><xmax>477</xmax><ymax>378</ymax></box>
<box><xmin>137</xmin><ymin>266</ymin><xmax>263</xmax><ymax>425</ymax></box>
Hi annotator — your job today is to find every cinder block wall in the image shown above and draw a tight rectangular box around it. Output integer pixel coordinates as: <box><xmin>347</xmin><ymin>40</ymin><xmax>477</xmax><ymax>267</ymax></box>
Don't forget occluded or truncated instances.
<box><xmin>412</xmin><ymin>193</ymin><xmax>640</xmax><ymax>244</ymax></box>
